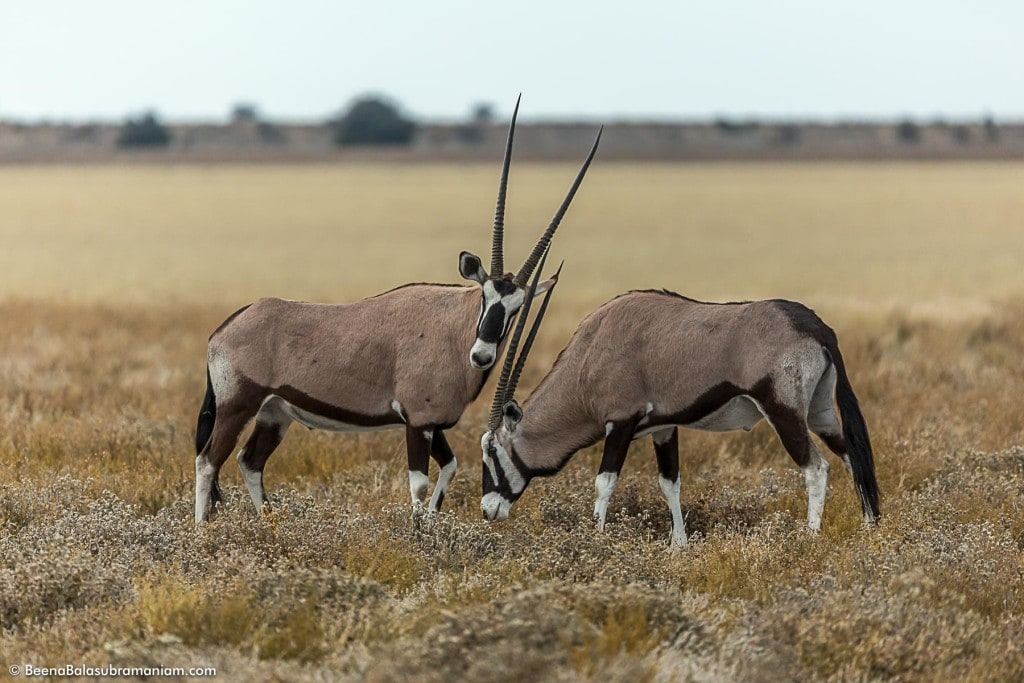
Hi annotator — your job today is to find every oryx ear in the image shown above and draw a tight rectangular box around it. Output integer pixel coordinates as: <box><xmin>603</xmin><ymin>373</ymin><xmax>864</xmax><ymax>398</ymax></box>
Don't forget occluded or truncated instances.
<box><xmin>459</xmin><ymin>251</ymin><xmax>488</xmax><ymax>284</ymax></box>
<box><xmin>503</xmin><ymin>400</ymin><xmax>523</xmax><ymax>432</ymax></box>
<box><xmin>531</xmin><ymin>277</ymin><xmax>557</xmax><ymax>297</ymax></box>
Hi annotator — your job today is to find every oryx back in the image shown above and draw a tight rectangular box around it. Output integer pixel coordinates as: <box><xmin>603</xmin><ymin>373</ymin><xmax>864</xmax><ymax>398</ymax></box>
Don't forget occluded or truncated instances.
<box><xmin>208</xmin><ymin>287</ymin><xmax>483</xmax><ymax>432</ymax></box>
<box><xmin>574</xmin><ymin>291</ymin><xmax>830</xmax><ymax>432</ymax></box>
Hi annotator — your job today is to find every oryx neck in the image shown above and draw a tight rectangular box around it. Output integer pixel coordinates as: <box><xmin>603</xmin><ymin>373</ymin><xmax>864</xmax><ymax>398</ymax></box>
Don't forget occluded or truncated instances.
<box><xmin>510</xmin><ymin>368</ymin><xmax>603</xmax><ymax>476</ymax></box>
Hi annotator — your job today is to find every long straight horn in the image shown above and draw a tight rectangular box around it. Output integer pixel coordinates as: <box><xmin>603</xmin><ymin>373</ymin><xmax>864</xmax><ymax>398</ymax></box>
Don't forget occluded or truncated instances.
<box><xmin>491</xmin><ymin>94</ymin><xmax>521</xmax><ymax>276</ymax></box>
<box><xmin>513</xmin><ymin>126</ymin><xmax>602</xmax><ymax>287</ymax></box>
<box><xmin>505</xmin><ymin>260</ymin><xmax>562</xmax><ymax>402</ymax></box>
<box><xmin>488</xmin><ymin>248</ymin><xmax>549</xmax><ymax>432</ymax></box>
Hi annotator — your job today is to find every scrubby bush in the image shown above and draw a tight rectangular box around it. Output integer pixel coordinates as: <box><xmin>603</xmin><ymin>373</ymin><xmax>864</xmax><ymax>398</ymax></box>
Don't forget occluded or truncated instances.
<box><xmin>334</xmin><ymin>96</ymin><xmax>416</xmax><ymax>147</ymax></box>
<box><xmin>117</xmin><ymin>111</ymin><xmax>171</xmax><ymax>148</ymax></box>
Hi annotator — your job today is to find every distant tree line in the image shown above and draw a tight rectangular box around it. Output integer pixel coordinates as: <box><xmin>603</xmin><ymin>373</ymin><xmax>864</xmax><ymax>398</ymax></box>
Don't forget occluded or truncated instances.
<box><xmin>114</xmin><ymin>96</ymin><xmax>424</xmax><ymax>149</ymax></box>
<box><xmin>111</xmin><ymin>98</ymin><xmax>1007</xmax><ymax>151</ymax></box>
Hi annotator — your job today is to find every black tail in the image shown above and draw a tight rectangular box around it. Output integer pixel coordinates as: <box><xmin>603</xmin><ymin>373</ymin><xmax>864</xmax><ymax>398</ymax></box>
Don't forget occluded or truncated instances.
<box><xmin>826</xmin><ymin>345</ymin><xmax>880</xmax><ymax>522</ymax></box>
<box><xmin>195</xmin><ymin>369</ymin><xmax>217</xmax><ymax>455</ymax></box>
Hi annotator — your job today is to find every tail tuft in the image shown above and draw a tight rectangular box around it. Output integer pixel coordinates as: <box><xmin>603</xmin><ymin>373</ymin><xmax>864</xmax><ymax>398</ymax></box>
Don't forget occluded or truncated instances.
<box><xmin>828</xmin><ymin>347</ymin><xmax>880</xmax><ymax>522</ymax></box>
<box><xmin>195</xmin><ymin>369</ymin><xmax>217</xmax><ymax>455</ymax></box>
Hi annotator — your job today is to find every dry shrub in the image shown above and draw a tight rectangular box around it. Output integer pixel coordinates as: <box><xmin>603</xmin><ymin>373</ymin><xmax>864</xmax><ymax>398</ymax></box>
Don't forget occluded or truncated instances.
<box><xmin>361</xmin><ymin>582</ymin><xmax>716</xmax><ymax>683</ymax></box>
<box><xmin>116</xmin><ymin>567</ymin><xmax>385</xmax><ymax>664</ymax></box>
<box><xmin>767</xmin><ymin>576</ymin><xmax>1023</xmax><ymax>681</ymax></box>
<box><xmin>125</xmin><ymin>576</ymin><xmax>259</xmax><ymax>648</ymax></box>
<box><xmin>0</xmin><ymin>541</ymin><xmax>130</xmax><ymax>631</ymax></box>
<box><xmin>672</xmin><ymin>513</ymin><xmax>835</xmax><ymax>604</ymax></box>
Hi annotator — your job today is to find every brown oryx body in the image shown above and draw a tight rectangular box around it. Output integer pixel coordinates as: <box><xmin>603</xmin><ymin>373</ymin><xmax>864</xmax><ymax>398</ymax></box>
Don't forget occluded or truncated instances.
<box><xmin>480</xmin><ymin>289</ymin><xmax>880</xmax><ymax>547</ymax></box>
<box><xmin>194</xmin><ymin>98</ymin><xmax>602</xmax><ymax>524</ymax></box>
<box><xmin>197</xmin><ymin>286</ymin><xmax>490</xmax><ymax>521</ymax></box>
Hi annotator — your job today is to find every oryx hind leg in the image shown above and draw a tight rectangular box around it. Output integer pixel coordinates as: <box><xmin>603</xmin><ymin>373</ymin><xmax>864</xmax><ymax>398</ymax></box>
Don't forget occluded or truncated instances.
<box><xmin>237</xmin><ymin>417</ymin><xmax>290</xmax><ymax>513</ymax></box>
<box><xmin>760</xmin><ymin>351</ymin><xmax>831</xmax><ymax>532</ymax></box>
<box><xmin>652</xmin><ymin>427</ymin><xmax>687</xmax><ymax>548</ymax></box>
<box><xmin>763</xmin><ymin>402</ymin><xmax>830</xmax><ymax>532</ymax></box>
<box><xmin>427</xmin><ymin>427</ymin><xmax>457</xmax><ymax>513</ymax></box>
<box><xmin>807</xmin><ymin>360</ymin><xmax>849</xmax><ymax>468</ymax></box>
<box><xmin>195</xmin><ymin>403</ymin><xmax>255</xmax><ymax>525</ymax></box>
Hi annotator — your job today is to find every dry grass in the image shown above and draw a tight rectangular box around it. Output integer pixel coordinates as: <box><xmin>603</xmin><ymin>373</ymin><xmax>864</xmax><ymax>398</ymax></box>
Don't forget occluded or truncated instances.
<box><xmin>1</xmin><ymin>162</ymin><xmax>1023</xmax><ymax>681</ymax></box>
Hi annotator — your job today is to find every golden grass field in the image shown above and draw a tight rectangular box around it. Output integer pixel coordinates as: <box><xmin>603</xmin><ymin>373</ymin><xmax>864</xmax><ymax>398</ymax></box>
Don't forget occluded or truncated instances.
<box><xmin>1</xmin><ymin>162</ymin><xmax>1023</xmax><ymax>681</ymax></box>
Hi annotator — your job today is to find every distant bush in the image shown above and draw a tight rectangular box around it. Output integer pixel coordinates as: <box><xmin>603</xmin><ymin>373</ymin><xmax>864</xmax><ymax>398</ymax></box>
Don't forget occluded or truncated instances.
<box><xmin>117</xmin><ymin>112</ymin><xmax>171</xmax><ymax>148</ymax></box>
<box><xmin>334</xmin><ymin>96</ymin><xmax>416</xmax><ymax>147</ymax></box>
<box><xmin>470</xmin><ymin>102</ymin><xmax>494</xmax><ymax>125</ymax></box>
<box><xmin>983</xmin><ymin>115</ymin><xmax>999</xmax><ymax>142</ymax></box>
<box><xmin>257</xmin><ymin>122</ymin><xmax>285</xmax><ymax>144</ymax></box>
<box><xmin>951</xmin><ymin>125</ymin><xmax>971</xmax><ymax>144</ymax></box>
<box><xmin>230</xmin><ymin>103</ymin><xmax>259</xmax><ymax>124</ymax></box>
<box><xmin>896</xmin><ymin>120</ymin><xmax>920</xmax><ymax>144</ymax></box>
<box><xmin>714</xmin><ymin>117</ymin><xmax>760</xmax><ymax>135</ymax></box>
<box><xmin>774</xmin><ymin>124</ymin><xmax>802</xmax><ymax>146</ymax></box>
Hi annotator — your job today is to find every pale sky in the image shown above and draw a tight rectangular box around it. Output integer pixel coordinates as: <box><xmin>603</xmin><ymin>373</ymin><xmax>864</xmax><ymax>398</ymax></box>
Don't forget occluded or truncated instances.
<box><xmin>1</xmin><ymin>0</ymin><xmax>1020</xmax><ymax>122</ymax></box>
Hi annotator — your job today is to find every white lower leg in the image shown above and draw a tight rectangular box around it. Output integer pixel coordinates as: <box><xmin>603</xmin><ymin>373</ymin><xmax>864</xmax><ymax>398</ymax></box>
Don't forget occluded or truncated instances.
<box><xmin>409</xmin><ymin>470</ymin><xmax>430</xmax><ymax>506</ymax></box>
<box><xmin>237</xmin><ymin>450</ymin><xmax>267</xmax><ymax>512</ymax></box>
<box><xmin>593</xmin><ymin>472</ymin><xmax>618</xmax><ymax>531</ymax></box>
<box><xmin>428</xmin><ymin>457</ymin><xmax>457</xmax><ymax>512</ymax></box>
<box><xmin>194</xmin><ymin>456</ymin><xmax>217</xmax><ymax>525</ymax></box>
<box><xmin>659</xmin><ymin>475</ymin><xmax>687</xmax><ymax>547</ymax></box>
<box><xmin>804</xmin><ymin>457</ymin><xmax>829</xmax><ymax>532</ymax></box>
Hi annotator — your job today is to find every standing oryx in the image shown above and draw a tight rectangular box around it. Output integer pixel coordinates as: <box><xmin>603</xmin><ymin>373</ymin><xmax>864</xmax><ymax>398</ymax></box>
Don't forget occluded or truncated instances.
<box><xmin>194</xmin><ymin>99</ymin><xmax>602</xmax><ymax>524</ymax></box>
<box><xmin>480</xmin><ymin>289</ymin><xmax>880</xmax><ymax>547</ymax></box>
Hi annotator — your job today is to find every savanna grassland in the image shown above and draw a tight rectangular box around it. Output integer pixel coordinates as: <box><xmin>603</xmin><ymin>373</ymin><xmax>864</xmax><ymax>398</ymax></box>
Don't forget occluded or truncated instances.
<box><xmin>1</xmin><ymin>162</ymin><xmax>1024</xmax><ymax>681</ymax></box>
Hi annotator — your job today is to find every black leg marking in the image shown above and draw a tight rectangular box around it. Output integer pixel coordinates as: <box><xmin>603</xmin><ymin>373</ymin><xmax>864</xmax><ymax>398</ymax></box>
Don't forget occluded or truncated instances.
<box><xmin>816</xmin><ymin>431</ymin><xmax>849</xmax><ymax>459</ymax></box>
<box><xmin>598</xmin><ymin>416</ymin><xmax>642</xmax><ymax>475</ymax></box>
<box><xmin>761</xmin><ymin>404</ymin><xmax>812</xmax><ymax>468</ymax></box>
<box><xmin>406</xmin><ymin>425</ymin><xmax>431</xmax><ymax>504</ymax></box>
<box><xmin>210</xmin><ymin>478</ymin><xmax>224</xmax><ymax>505</ymax></box>
<box><xmin>428</xmin><ymin>427</ymin><xmax>457</xmax><ymax>511</ymax></box>
<box><xmin>429</xmin><ymin>427</ymin><xmax>455</xmax><ymax>468</ymax></box>
<box><xmin>653</xmin><ymin>428</ymin><xmax>679</xmax><ymax>483</ymax></box>
<box><xmin>238</xmin><ymin>420</ymin><xmax>288</xmax><ymax>505</ymax></box>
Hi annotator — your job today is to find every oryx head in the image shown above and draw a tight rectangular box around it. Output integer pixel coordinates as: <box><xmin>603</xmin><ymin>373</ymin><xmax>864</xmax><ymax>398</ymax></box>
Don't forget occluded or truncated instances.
<box><xmin>481</xmin><ymin>251</ymin><xmax>560</xmax><ymax>521</ymax></box>
<box><xmin>460</xmin><ymin>96</ymin><xmax>601</xmax><ymax>370</ymax></box>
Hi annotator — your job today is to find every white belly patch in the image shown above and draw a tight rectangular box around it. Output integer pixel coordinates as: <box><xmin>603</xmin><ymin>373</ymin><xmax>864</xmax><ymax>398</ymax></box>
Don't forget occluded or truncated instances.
<box><xmin>633</xmin><ymin>395</ymin><xmax>764</xmax><ymax>438</ymax></box>
<box><xmin>687</xmin><ymin>395</ymin><xmax>764</xmax><ymax>432</ymax></box>
<box><xmin>257</xmin><ymin>395</ymin><xmax>401</xmax><ymax>433</ymax></box>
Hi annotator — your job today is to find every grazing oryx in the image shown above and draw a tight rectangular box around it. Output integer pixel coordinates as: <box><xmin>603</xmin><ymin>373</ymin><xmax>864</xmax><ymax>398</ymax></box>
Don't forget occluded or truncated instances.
<box><xmin>193</xmin><ymin>99</ymin><xmax>602</xmax><ymax>524</ymax></box>
<box><xmin>480</xmin><ymin>289</ymin><xmax>880</xmax><ymax>547</ymax></box>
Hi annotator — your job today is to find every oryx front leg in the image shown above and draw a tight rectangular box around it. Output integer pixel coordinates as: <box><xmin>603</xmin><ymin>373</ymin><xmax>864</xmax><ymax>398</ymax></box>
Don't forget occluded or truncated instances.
<box><xmin>427</xmin><ymin>428</ymin><xmax>457</xmax><ymax>512</ymax></box>
<box><xmin>594</xmin><ymin>417</ymin><xmax>640</xmax><ymax>533</ymax></box>
<box><xmin>406</xmin><ymin>425</ymin><xmax>432</xmax><ymax>508</ymax></box>
<box><xmin>653</xmin><ymin>427</ymin><xmax>687</xmax><ymax>548</ymax></box>
<box><xmin>594</xmin><ymin>472</ymin><xmax>619</xmax><ymax>531</ymax></box>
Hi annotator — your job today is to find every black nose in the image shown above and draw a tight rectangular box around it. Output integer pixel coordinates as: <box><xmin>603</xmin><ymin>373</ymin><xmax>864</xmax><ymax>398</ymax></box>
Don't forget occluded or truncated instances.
<box><xmin>472</xmin><ymin>351</ymin><xmax>492</xmax><ymax>367</ymax></box>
